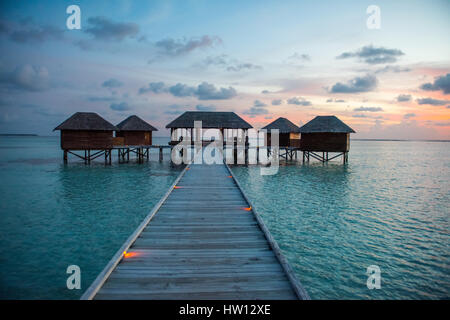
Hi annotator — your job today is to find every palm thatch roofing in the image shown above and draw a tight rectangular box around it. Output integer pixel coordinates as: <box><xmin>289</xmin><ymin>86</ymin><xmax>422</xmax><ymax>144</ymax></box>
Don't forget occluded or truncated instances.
<box><xmin>54</xmin><ymin>112</ymin><xmax>117</xmax><ymax>131</ymax></box>
<box><xmin>166</xmin><ymin>111</ymin><xmax>252</xmax><ymax>129</ymax></box>
<box><xmin>116</xmin><ymin>115</ymin><xmax>158</xmax><ymax>131</ymax></box>
<box><xmin>261</xmin><ymin>117</ymin><xmax>300</xmax><ymax>133</ymax></box>
<box><xmin>299</xmin><ymin>116</ymin><xmax>355</xmax><ymax>133</ymax></box>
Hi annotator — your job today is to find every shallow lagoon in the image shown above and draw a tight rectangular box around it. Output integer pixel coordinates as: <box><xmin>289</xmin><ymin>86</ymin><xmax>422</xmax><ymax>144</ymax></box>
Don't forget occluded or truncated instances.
<box><xmin>232</xmin><ymin>140</ymin><xmax>450</xmax><ymax>299</ymax></box>
<box><xmin>0</xmin><ymin>137</ymin><xmax>448</xmax><ymax>299</ymax></box>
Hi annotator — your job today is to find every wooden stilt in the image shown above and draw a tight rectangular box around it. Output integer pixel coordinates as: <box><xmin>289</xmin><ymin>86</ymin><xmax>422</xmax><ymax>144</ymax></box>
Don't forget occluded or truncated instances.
<box><xmin>256</xmin><ymin>146</ymin><xmax>259</xmax><ymax>164</ymax></box>
<box><xmin>63</xmin><ymin>150</ymin><xmax>68</xmax><ymax>164</ymax></box>
<box><xmin>233</xmin><ymin>138</ymin><xmax>237</xmax><ymax>165</ymax></box>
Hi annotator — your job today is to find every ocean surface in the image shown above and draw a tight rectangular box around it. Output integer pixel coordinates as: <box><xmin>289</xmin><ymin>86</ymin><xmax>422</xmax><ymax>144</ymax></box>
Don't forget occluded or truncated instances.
<box><xmin>0</xmin><ymin>136</ymin><xmax>449</xmax><ymax>299</ymax></box>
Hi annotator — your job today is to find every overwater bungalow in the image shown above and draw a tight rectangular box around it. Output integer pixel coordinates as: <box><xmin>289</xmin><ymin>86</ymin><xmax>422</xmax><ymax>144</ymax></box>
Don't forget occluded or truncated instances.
<box><xmin>165</xmin><ymin>111</ymin><xmax>252</xmax><ymax>145</ymax></box>
<box><xmin>262</xmin><ymin>117</ymin><xmax>301</xmax><ymax>148</ymax></box>
<box><xmin>54</xmin><ymin>112</ymin><xmax>118</xmax><ymax>163</ymax></box>
<box><xmin>115</xmin><ymin>115</ymin><xmax>158</xmax><ymax>146</ymax></box>
<box><xmin>299</xmin><ymin>115</ymin><xmax>355</xmax><ymax>163</ymax></box>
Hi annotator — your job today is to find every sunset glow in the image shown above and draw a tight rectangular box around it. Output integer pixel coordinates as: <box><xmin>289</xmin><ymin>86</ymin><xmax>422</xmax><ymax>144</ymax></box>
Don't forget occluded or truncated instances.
<box><xmin>0</xmin><ymin>0</ymin><xmax>448</xmax><ymax>139</ymax></box>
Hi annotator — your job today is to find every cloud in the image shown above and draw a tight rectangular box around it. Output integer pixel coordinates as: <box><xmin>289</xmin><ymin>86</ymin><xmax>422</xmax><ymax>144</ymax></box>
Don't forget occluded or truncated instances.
<box><xmin>138</xmin><ymin>82</ymin><xmax>167</xmax><ymax>94</ymax></box>
<box><xmin>195</xmin><ymin>104</ymin><xmax>216</xmax><ymax>111</ymax></box>
<box><xmin>164</xmin><ymin>110</ymin><xmax>183</xmax><ymax>115</ymax></box>
<box><xmin>272</xmin><ymin>99</ymin><xmax>283</xmax><ymax>105</ymax></box>
<box><xmin>353</xmin><ymin>106</ymin><xmax>383</xmax><ymax>112</ymax></box>
<box><xmin>420</xmin><ymin>73</ymin><xmax>450</xmax><ymax>94</ymax></box>
<box><xmin>169</xmin><ymin>83</ymin><xmax>197</xmax><ymax>97</ymax></box>
<box><xmin>0</xmin><ymin>64</ymin><xmax>49</xmax><ymax>92</ymax></box>
<box><xmin>337</xmin><ymin>45</ymin><xmax>404</xmax><ymax>64</ymax></box>
<box><xmin>138</xmin><ymin>81</ymin><xmax>236</xmax><ymax>100</ymax></box>
<box><xmin>202</xmin><ymin>54</ymin><xmax>228</xmax><ymax>67</ymax></box>
<box><xmin>85</xmin><ymin>16</ymin><xmax>139</xmax><ymax>41</ymax></box>
<box><xmin>226</xmin><ymin>63</ymin><xmax>262</xmax><ymax>72</ymax></box>
<box><xmin>396</xmin><ymin>94</ymin><xmax>412</xmax><ymax>102</ymax></box>
<box><xmin>195</xmin><ymin>82</ymin><xmax>237</xmax><ymax>100</ymax></box>
<box><xmin>253</xmin><ymin>100</ymin><xmax>267</xmax><ymax>107</ymax></box>
<box><xmin>329</xmin><ymin>74</ymin><xmax>377</xmax><ymax>93</ymax></box>
<box><xmin>163</xmin><ymin>104</ymin><xmax>186</xmax><ymax>115</ymax></box>
<box><xmin>288</xmin><ymin>53</ymin><xmax>311</xmax><ymax>62</ymax></box>
<box><xmin>102</xmin><ymin>78</ymin><xmax>123</xmax><ymax>88</ymax></box>
<box><xmin>110</xmin><ymin>102</ymin><xmax>130</xmax><ymax>111</ymax></box>
<box><xmin>155</xmin><ymin>35</ymin><xmax>221</xmax><ymax>57</ymax></box>
<box><xmin>352</xmin><ymin>114</ymin><xmax>384</xmax><ymax>119</ymax></box>
<box><xmin>416</xmin><ymin>98</ymin><xmax>450</xmax><ymax>106</ymax></box>
<box><xmin>362</xmin><ymin>119</ymin><xmax>440</xmax><ymax>140</ymax></box>
<box><xmin>433</xmin><ymin>121</ymin><xmax>450</xmax><ymax>127</ymax></box>
<box><xmin>87</xmin><ymin>96</ymin><xmax>116</xmax><ymax>102</ymax></box>
<box><xmin>403</xmin><ymin>113</ymin><xmax>416</xmax><ymax>119</ymax></box>
<box><xmin>287</xmin><ymin>97</ymin><xmax>311</xmax><ymax>106</ymax></box>
<box><xmin>375</xmin><ymin>65</ymin><xmax>411</xmax><ymax>74</ymax></box>
<box><xmin>326</xmin><ymin>98</ymin><xmax>346</xmax><ymax>103</ymax></box>
<box><xmin>243</xmin><ymin>107</ymin><xmax>269</xmax><ymax>118</ymax></box>
<box><xmin>0</xmin><ymin>19</ymin><xmax>64</xmax><ymax>44</ymax></box>
<box><xmin>201</xmin><ymin>55</ymin><xmax>262</xmax><ymax>72</ymax></box>
<box><xmin>243</xmin><ymin>100</ymin><xmax>271</xmax><ymax>117</ymax></box>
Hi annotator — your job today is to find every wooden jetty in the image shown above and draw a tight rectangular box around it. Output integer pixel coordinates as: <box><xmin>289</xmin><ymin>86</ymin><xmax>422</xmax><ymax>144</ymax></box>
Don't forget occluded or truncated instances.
<box><xmin>81</xmin><ymin>160</ymin><xmax>309</xmax><ymax>300</ymax></box>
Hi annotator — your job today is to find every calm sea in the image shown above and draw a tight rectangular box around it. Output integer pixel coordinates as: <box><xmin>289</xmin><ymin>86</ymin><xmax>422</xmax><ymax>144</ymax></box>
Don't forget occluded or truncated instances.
<box><xmin>0</xmin><ymin>136</ymin><xmax>448</xmax><ymax>299</ymax></box>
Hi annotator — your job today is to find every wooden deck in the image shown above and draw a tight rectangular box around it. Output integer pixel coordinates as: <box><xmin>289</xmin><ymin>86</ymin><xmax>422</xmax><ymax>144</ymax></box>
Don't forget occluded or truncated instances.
<box><xmin>81</xmin><ymin>161</ymin><xmax>309</xmax><ymax>300</ymax></box>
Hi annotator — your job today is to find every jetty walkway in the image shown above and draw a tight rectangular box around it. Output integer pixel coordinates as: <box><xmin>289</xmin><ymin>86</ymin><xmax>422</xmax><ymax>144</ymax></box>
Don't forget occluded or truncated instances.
<box><xmin>81</xmin><ymin>161</ymin><xmax>309</xmax><ymax>300</ymax></box>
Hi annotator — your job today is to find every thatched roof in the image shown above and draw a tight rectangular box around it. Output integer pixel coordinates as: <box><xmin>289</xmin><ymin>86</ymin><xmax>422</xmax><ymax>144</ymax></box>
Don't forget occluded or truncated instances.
<box><xmin>54</xmin><ymin>112</ymin><xmax>117</xmax><ymax>131</ymax></box>
<box><xmin>166</xmin><ymin>111</ymin><xmax>252</xmax><ymax>129</ymax></box>
<box><xmin>299</xmin><ymin>116</ymin><xmax>355</xmax><ymax>133</ymax></box>
<box><xmin>116</xmin><ymin>115</ymin><xmax>158</xmax><ymax>131</ymax></box>
<box><xmin>261</xmin><ymin>117</ymin><xmax>300</xmax><ymax>133</ymax></box>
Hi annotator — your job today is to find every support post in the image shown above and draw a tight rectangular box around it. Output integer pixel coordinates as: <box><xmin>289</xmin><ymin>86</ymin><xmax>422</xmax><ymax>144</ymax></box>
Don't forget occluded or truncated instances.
<box><xmin>245</xmin><ymin>133</ymin><xmax>249</xmax><ymax>164</ymax></box>
<box><xmin>63</xmin><ymin>150</ymin><xmax>68</xmax><ymax>164</ymax></box>
<box><xmin>256</xmin><ymin>146</ymin><xmax>259</xmax><ymax>164</ymax></box>
<box><xmin>233</xmin><ymin>137</ymin><xmax>237</xmax><ymax>165</ymax></box>
<box><xmin>159</xmin><ymin>147</ymin><xmax>163</xmax><ymax>161</ymax></box>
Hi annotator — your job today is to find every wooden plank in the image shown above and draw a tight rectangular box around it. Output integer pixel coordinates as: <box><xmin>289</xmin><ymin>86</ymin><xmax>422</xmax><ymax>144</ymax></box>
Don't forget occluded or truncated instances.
<box><xmin>95</xmin><ymin>289</ymin><xmax>297</xmax><ymax>300</ymax></box>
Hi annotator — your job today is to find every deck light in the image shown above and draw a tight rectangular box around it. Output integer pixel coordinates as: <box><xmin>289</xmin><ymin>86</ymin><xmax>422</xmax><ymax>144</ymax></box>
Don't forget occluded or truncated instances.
<box><xmin>123</xmin><ymin>251</ymin><xmax>138</xmax><ymax>259</ymax></box>
<box><xmin>243</xmin><ymin>206</ymin><xmax>252</xmax><ymax>211</ymax></box>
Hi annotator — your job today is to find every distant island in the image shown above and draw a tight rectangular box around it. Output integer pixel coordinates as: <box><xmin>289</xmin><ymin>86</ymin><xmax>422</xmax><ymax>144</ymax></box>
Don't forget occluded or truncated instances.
<box><xmin>0</xmin><ymin>134</ymin><xmax>38</xmax><ymax>136</ymax></box>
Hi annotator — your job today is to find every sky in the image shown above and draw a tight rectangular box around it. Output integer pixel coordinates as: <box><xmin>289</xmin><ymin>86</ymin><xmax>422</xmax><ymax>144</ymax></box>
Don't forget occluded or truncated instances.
<box><xmin>0</xmin><ymin>0</ymin><xmax>449</xmax><ymax>139</ymax></box>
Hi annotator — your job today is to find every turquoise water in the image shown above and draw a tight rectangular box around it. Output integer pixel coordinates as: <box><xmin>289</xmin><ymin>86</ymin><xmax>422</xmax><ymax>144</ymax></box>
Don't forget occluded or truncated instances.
<box><xmin>0</xmin><ymin>136</ymin><xmax>183</xmax><ymax>299</ymax></box>
<box><xmin>231</xmin><ymin>141</ymin><xmax>450</xmax><ymax>299</ymax></box>
<box><xmin>0</xmin><ymin>137</ymin><xmax>449</xmax><ymax>299</ymax></box>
